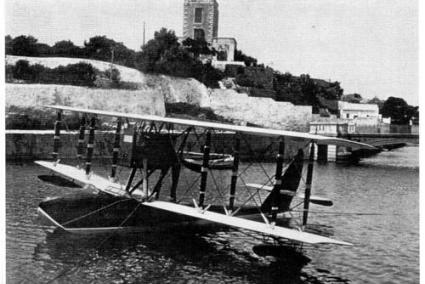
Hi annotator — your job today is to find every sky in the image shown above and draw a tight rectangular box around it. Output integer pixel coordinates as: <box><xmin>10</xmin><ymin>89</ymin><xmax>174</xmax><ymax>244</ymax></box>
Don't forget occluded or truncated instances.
<box><xmin>5</xmin><ymin>0</ymin><xmax>419</xmax><ymax>105</ymax></box>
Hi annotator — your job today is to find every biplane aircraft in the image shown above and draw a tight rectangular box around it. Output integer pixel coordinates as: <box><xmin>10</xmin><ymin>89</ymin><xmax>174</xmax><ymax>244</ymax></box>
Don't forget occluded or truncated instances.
<box><xmin>36</xmin><ymin>105</ymin><xmax>376</xmax><ymax>248</ymax></box>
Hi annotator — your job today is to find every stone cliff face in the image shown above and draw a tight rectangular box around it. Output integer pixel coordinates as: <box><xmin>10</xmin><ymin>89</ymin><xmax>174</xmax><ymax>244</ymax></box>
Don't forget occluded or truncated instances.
<box><xmin>205</xmin><ymin>90</ymin><xmax>311</xmax><ymax>131</ymax></box>
<box><xmin>6</xmin><ymin>84</ymin><xmax>166</xmax><ymax>116</ymax></box>
<box><xmin>148</xmin><ymin>75</ymin><xmax>312</xmax><ymax>130</ymax></box>
<box><xmin>6</xmin><ymin>56</ymin><xmax>312</xmax><ymax>131</ymax></box>
<box><xmin>145</xmin><ymin>75</ymin><xmax>210</xmax><ymax>106</ymax></box>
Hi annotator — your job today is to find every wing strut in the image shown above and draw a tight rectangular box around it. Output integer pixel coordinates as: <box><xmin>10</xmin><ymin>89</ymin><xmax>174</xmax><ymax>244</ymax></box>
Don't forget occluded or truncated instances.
<box><xmin>198</xmin><ymin>130</ymin><xmax>211</xmax><ymax>208</ymax></box>
<box><xmin>228</xmin><ymin>134</ymin><xmax>240</xmax><ymax>213</ymax></box>
<box><xmin>125</xmin><ymin>124</ymin><xmax>139</xmax><ymax>193</ymax></box>
<box><xmin>52</xmin><ymin>110</ymin><xmax>62</xmax><ymax>163</ymax></box>
<box><xmin>271</xmin><ymin>137</ymin><xmax>285</xmax><ymax>223</ymax></box>
<box><xmin>85</xmin><ymin>116</ymin><xmax>96</xmax><ymax>176</ymax></box>
<box><xmin>303</xmin><ymin>142</ymin><xmax>315</xmax><ymax>226</ymax></box>
<box><xmin>110</xmin><ymin>118</ymin><xmax>122</xmax><ymax>181</ymax></box>
<box><xmin>76</xmin><ymin>116</ymin><xmax>86</xmax><ymax>166</ymax></box>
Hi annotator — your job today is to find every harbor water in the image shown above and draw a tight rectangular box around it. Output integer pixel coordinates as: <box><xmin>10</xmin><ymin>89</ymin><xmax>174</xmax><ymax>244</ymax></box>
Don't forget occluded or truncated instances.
<box><xmin>6</xmin><ymin>146</ymin><xmax>419</xmax><ymax>283</ymax></box>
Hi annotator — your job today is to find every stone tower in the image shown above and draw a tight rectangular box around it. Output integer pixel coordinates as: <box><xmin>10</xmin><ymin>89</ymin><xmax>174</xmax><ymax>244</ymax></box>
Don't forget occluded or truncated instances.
<box><xmin>183</xmin><ymin>0</ymin><xmax>219</xmax><ymax>44</ymax></box>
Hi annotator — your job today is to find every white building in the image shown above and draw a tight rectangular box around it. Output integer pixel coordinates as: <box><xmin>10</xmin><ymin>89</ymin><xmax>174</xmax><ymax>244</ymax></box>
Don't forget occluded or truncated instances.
<box><xmin>309</xmin><ymin>120</ymin><xmax>356</xmax><ymax>136</ymax></box>
<box><xmin>338</xmin><ymin>101</ymin><xmax>379</xmax><ymax>126</ymax></box>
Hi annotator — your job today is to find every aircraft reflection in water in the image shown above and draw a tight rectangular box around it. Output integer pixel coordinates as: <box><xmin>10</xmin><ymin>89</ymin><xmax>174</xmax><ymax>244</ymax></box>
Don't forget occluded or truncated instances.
<box><xmin>35</xmin><ymin>105</ymin><xmax>376</xmax><ymax>260</ymax></box>
<box><xmin>34</xmin><ymin>224</ymin><xmax>351</xmax><ymax>283</ymax></box>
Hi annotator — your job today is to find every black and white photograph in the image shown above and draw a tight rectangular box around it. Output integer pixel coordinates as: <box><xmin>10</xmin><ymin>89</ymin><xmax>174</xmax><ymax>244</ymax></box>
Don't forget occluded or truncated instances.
<box><xmin>3</xmin><ymin>0</ymin><xmax>420</xmax><ymax>283</ymax></box>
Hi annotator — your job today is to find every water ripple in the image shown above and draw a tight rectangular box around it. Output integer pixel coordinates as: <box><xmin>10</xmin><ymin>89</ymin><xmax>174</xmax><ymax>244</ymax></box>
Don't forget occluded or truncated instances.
<box><xmin>6</xmin><ymin>146</ymin><xmax>419</xmax><ymax>283</ymax></box>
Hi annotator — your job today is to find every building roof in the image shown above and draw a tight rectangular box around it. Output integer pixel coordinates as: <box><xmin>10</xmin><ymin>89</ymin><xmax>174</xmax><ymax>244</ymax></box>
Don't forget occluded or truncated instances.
<box><xmin>338</xmin><ymin>101</ymin><xmax>379</xmax><ymax>112</ymax></box>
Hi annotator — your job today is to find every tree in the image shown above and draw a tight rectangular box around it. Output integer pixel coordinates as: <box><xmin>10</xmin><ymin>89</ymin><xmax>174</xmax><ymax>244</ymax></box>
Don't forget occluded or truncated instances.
<box><xmin>52</xmin><ymin>40</ymin><xmax>82</xmax><ymax>57</ymax></box>
<box><xmin>381</xmin><ymin>97</ymin><xmax>414</xmax><ymax>124</ymax></box>
<box><xmin>198</xmin><ymin>63</ymin><xmax>224</xmax><ymax>88</ymax></box>
<box><xmin>298</xmin><ymin>74</ymin><xmax>320</xmax><ymax>110</ymax></box>
<box><xmin>341</xmin><ymin>93</ymin><xmax>363</xmax><ymax>103</ymax></box>
<box><xmin>234</xmin><ymin>49</ymin><xmax>257</xmax><ymax>66</ymax></box>
<box><xmin>5</xmin><ymin>35</ymin><xmax>13</xmax><ymax>54</ymax></box>
<box><xmin>12</xmin><ymin>60</ymin><xmax>35</xmax><ymax>81</ymax></box>
<box><xmin>182</xmin><ymin>38</ymin><xmax>215</xmax><ymax>58</ymax></box>
<box><xmin>84</xmin><ymin>36</ymin><xmax>136</xmax><ymax>67</ymax></box>
<box><xmin>36</xmin><ymin>43</ymin><xmax>52</xmax><ymax>56</ymax></box>
<box><xmin>135</xmin><ymin>28</ymin><xmax>181</xmax><ymax>73</ymax></box>
<box><xmin>84</xmin><ymin>36</ymin><xmax>116</xmax><ymax>60</ymax></box>
<box><xmin>8</xmin><ymin>35</ymin><xmax>40</xmax><ymax>56</ymax></box>
<box><xmin>367</xmin><ymin>96</ymin><xmax>385</xmax><ymax>111</ymax></box>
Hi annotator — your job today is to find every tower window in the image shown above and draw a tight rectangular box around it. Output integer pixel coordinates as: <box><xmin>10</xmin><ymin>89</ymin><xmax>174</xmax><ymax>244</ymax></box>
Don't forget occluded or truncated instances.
<box><xmin>194</xmin><ymin>8</ymin><xmax>203</xmax><ymax>23</ymax></box>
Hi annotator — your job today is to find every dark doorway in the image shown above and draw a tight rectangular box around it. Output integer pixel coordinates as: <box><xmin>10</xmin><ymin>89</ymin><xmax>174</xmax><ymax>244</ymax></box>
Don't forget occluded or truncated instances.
<box><xmin>194</xmin><ymin>29</ymin><xmax>205</xmax><ymax>41</ymax></box>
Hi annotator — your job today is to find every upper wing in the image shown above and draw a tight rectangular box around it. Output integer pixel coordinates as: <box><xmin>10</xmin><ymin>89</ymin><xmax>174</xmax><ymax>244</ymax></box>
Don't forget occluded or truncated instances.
<box><xmin>46</xmin><ymin>105</ymin><xmax>376</xmax><ymax>150</ymax></box>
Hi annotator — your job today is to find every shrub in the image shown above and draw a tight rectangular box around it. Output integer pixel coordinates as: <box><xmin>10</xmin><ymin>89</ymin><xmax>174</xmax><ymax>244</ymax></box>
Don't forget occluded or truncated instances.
<box><xmin>7</xmin><ymin>35</ymin><xmax>40</xmax><ymax>56</ymax></box>
<box><xmin>193</xmin><ymin>62</ymin><xmax>224</xmax><ymax>88</ymax></box>
<box><xmin>235</xmin><ymin>73</ymin><xmax>255</xmax><ymax>87</ymax></box>
<box><xmin>165</xmin><ymin>102</ymin><xmax>231</xmax><ymax>122</ymax></box>
<box><xmin>105</xmin><ymin>67</ymin><xmax>121</xmax><ymax>85</ymax></box>
<box><xmin>12</xmin><ymin>60</ymin><xmax>35</xmax><ymax>81</ymax></box>
<box><xmin>7</xmin><ymin>60</ymin><xmax>97</xmax><ymax>87</ymax></box>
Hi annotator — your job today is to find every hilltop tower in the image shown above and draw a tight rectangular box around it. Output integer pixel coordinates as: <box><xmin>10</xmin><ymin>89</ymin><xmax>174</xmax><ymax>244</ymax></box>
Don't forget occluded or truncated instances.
<box><xmin>181</xmin><ymin>0</ymin><xmax>244</xmax><ymax>70</ymax></box>
<box><xmin>183</xmin><ymin>0</ymin><xmax>219</xmax><ymax>44</ymax></box>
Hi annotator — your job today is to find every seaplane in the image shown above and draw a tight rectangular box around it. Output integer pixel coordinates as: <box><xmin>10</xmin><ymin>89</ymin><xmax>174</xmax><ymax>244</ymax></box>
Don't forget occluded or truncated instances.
<box><xmin>35</xmin><ymin>105</ymin><xmax>377</xmax><ymax>249</ymax></box>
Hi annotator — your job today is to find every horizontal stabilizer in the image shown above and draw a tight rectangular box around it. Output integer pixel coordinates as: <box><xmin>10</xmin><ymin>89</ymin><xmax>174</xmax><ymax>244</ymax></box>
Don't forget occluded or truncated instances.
<box><xmin>247</xmin><ymin>183</ymin><xmax>333</xmax><ymax>207</ymax></box>
<box><xmin>297</xmin><ymin>193</ymin><xmax>333</xmax><ymax>207</ymax></box>
<box><xmin>35</xmin><ymin>161</ymin><xmax>127</xmax><ymax>197</ymax></box>
<box><xmin>144</xmin><ymin>201</ymin><xmax>351</xmax><ymax>246</ymax></box>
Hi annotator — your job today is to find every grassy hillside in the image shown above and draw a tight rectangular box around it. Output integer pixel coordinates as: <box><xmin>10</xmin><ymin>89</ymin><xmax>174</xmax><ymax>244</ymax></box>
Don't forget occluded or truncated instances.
<box><xmin>5</xmin><ymin>56</ymin><xmax>311</xmax><ymax>131</ymax></box>
<box><xmin>6</xmin><ymin>55</ymin><xmax>146</xmax><ymax>85</ymax></box>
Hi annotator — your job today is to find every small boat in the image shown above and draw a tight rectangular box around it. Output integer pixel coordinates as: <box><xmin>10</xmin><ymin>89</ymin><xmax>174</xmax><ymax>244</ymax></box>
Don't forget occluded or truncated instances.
<box><xmin>181</xmin><ymin>151</ymin><xmax>234</xmax><ymax>172</ymax></box>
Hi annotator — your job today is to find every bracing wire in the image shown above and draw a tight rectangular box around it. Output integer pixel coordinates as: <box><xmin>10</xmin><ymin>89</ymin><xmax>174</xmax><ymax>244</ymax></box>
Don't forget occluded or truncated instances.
<box><xmin>46</xmin><ymin>200</ymin><xmax>144</xmax><ymax>283</ymax></box>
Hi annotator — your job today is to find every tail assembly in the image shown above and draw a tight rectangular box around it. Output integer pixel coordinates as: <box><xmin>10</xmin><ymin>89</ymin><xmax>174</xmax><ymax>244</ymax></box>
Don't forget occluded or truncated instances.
<box><xmin>260</xmin><ymin>149</ymin><xmax>304</xmax><ymax>214</ymax></box>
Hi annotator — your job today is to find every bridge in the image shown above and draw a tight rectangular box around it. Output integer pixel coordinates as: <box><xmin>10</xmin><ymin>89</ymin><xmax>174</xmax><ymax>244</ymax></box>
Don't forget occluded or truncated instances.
<box><xmin>338</xmin><ymin>133</ymin><xmax>419</xmax><ymax>149</ymax></box>
<box><xmin>313</xmin><ymin>132</ymin><xmax>418</xmax><ymax>163</ymax></box>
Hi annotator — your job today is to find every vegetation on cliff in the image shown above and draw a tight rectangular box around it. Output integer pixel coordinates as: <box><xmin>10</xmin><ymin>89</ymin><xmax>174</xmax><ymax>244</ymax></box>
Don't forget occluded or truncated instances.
<box><xmin>5</xmin><ymin>33</ymin><xmax>418</xmax><ymax>123</ymax></box>
<box><xmin>6</xmin><ymin>32</ymin><xmax>224</xmax><ymax>88</ymax></box>
<box><xmin>135</xmin><ymin>28</ymin><xmax>223</xmax><ymax>88</ymax></box>
<box><xmin>6</xmin><ymin>60</ymin><xmax>97</xmax><ymax>87</ymax></box>
<box><xmin>6</xmin><ymin>35</ymin><xmax>137</xmax><ymax>68</ymax></box>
